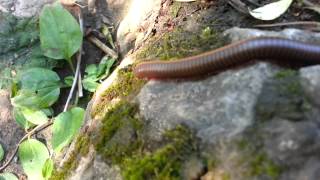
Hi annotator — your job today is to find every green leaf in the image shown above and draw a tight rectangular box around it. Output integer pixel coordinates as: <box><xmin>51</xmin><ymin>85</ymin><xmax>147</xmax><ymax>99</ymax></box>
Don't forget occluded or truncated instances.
<box><xmin>13</xmin><ymin>107</ymin><xmax>34</xmax><ymax>129</ymax></box>
<box><xmin>42</xmin><ymin>158</ymin><xmax>54</xmax><ymax>180</ymax></box>
<box><xmin>13</xmin><ymin>68</ymin><xmax>60</xmax><ymax>108</ymax></box>
<box><xmin>249</xmin><ymin>0</ymin><xmax>293</xmax><ymax>21</ymax></box>
<box><xmin>40</xmin><ymin>2</ymin><xmax>82</xmax><ymax>60</ymax></box>
<box><xmin>0</xmin><ymin>173</ymin><xmax>18</xmax><ymax>180</ymax></box>
<box><xmin>20</xmin><ymin>108</ymin><xmax>48</xmax><ymax>125</ymax></box>
<box><xmin>82</xmin><ymin>76</ymin><xmax>99</xmax><ymax>92</ymax></box>
<box><xmin>11</xmin><ymin>90</ymin><xmax>43</xmax><ymax>109</ymax></box>
<box><xmin>0</xmin><ymin>144</ymin><xmax>4</xmax><ymax>162</ymax></box>
<box><xmin>64</xmin><ymin>76</ymin><xmax>74</xmax><ymax>87</ymax></box>
<box><xmin>85</xmin><ymin>64</ymin><xmax>98</xmax><ymax>76</ymax></box>
<box><xmin>41</xmin><ymin>108</ymin><xmax>54</xmax><ymax>117</ymax></box>
<box><xmin>52</xmin><ymin>107</ymin><xmax>85</xmax><ymax>153</ymax></box>
<box><xmin>18</xmin><ymin>139</ymin><xmax>49</xmax><ymax>180</ymax></box>
<box><xmin>97</xmin><ymin>56</ymin><xmax>116</xmax><ymax>79</ymax></box>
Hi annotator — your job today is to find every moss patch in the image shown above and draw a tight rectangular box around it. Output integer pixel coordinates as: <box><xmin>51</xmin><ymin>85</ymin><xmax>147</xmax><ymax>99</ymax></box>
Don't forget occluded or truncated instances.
<box><xmin>93</xmin><ymin>101</ymin><xmax>143</xmax><ymax>164</ymax></box>
<box><xmin>255</xmin><ymin>69</ymin><xmax>311</xmax><ymax>122</ymax></box>
<box><xmin>93</xmin><ymin>100</ymin><xmax>196</xmax><ymax>180</ymax></box>
<box><xmin>136</xmin><ymin>26</ymin><xmax>226</xmax><ymax>61</ymax></box>
<box><xmin>121</xmin><ymin>125</ymin><xmax>196</xmax><ymax>180</ymax></box>
<box><xmin>205</xmin><ymin>138</ymin><xmax>281</xmax><ymax>180</ymax></box>
<box><xmin>248</xmin><ymin>153</ymin><xmax>281</xmax><ymax>179</ymax></box>
<box><xmin>50</xmin><ymin>134</ymin><xmax>91</xmax><ymax>180</ymax></box>
<box><xmin>91</xmin><ymin>67</ymin><xmax>146</xmax><ymax>117</ymax></box>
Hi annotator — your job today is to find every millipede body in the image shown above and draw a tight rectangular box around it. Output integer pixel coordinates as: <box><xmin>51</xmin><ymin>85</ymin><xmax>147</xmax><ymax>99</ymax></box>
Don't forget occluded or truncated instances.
<box><xmin>133</xmin><ymin>37</ymin><xmax>320</xmax><ymax>79</ymax></box>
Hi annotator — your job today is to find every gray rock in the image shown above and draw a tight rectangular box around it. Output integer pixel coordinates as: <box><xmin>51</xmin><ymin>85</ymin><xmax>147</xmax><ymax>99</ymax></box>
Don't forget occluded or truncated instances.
<box><xmin>80</xmin><ymin>155</ymin><xmax>122</xmax><ymax>180</ymax></box>
<box><xmin>261</xmin><ymin>119</ymin><xmax>320</xmax><ymax>166</ymax></box>
<box><xmin>225</xmin><ymin>27</ymin><xmax>320</xmax><ymax>44</ymax></box>
<box><xmin>12</xmin><ymin>0</ymin><xmax>54</xmax><ymax>17</ymax></box>
<box><xmin>0</xmin><ymin>0</ymin><xmax>54</xmax><ymax>17</ymax></box>
<box><xmin>280</xmin><ymin>158</ymin><xmax>320</xmax><ymax>180</ymax></box>
<box><xmin>137</xmin><ymin>62</ymin><xmax>280</xmax><ymax>143</ymax></box>
<box><xmin>300</xmin><ymin>65</ymin><xmax>320</xmax><ymax>107</ymax></box>
<box><xmin>136</xmin><ymin>28</ymin><xmax>320</xmax><ymax>179</ymax></box>
<box><xmin>0</xmin><ymin>0</ymin><xmax>13</xmax><ymax>12</ymax></box>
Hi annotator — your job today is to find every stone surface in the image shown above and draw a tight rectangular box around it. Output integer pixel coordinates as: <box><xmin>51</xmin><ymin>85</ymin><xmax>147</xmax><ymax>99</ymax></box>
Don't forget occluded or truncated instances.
<box><xmin>13</xmin><ymin>0</ymin><xmax>54</xmax><ymax>17</ymax></box>
<box><xmin>137</xmin><ymin>63</ymin><xmax>280</xmax><ymax>143</ymax></box>
<box><xmin>224</xmin><ymin>27</ymin><xmax>320</xmax><ymax>44</ymax></box>
<box><xmin>71</xmin><ymin>153</ymin><xmax>123</xmax><ymax>180</ymax></box>
<box><xmin>135</xmin><ymin>28</ymin><xmax>320</xmax><ymax>179</ymax></box>
<box><xmin>0</xmin><ymin>0</ymin><xmax>54</xmax><ymax>17</ymax></box>
<box><xmin>300</xmin><ymin>65</ymin><xmax>320</xmax><ymax>107</ymax></box>
<box><xmin>116</xmin><ymin>0</ymin><xmax>161</xmax><ymax>54</ymax></box>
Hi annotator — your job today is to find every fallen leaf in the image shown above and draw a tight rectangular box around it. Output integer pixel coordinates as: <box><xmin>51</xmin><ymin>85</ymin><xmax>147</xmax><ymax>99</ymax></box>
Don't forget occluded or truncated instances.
<box><xmin>249</xmin><ymin>0</ymin><xmax>293</xmax><ymax>20</ymax></box>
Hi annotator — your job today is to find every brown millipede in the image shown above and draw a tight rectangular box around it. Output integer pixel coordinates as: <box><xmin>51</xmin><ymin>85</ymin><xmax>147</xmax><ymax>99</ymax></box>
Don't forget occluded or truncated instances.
<box><xmin>133</xmin><ymin>37</ymin><xmax>320</xmax><ymax>79</ymax></box>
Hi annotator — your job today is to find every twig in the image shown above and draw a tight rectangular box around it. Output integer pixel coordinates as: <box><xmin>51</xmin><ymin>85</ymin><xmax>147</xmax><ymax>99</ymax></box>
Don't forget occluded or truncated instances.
<box><xmin>302</xmin><ymin>0</ymin><xmax>315</xmax><ymax>7</ymax></box>
<box><xmin>228</xmin><ymin>0</ymin><xmax>249</xmax><ymax>14</ymax></box>
<box><xmin>64</xmin><ymin>9</ymin><xmax>84</xmax><ymax>111</ymax></box>
<box><xmin>0</xmin><ymin>120</ymin><xmax>53</xmax><ymax>172</ymax></box>
<box><xmin>254</xmin><ymin>21</ymin><xmax>320</xmax><ymax>31</ymax></box>
<box><xmin>78</xmin><ymin>11</ymin><xmax>84</xmax><ymax>98</ymax></box>
<box><xmin>87</xmin><ymin>35</ymin><xmax>118</xmax><ymax>59</ymax></box>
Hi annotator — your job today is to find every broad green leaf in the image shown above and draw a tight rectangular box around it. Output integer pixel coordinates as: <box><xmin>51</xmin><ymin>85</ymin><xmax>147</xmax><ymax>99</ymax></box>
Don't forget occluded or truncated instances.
<box><xmin>0</xmin><ymin>144</ymin><xmax>4</xmax><ymax>161</ymax></box>
<box><xmin>11</xmin><ymin>90</ymin><xmax>43</xmax><ymax>109</ymax></box>
<box><xmin>0</xmin><ymin>173</ymin><xmax>18</xmax><ymax>180</ymax></box>
<box><xmin>13</xmin><ymin>68</ymin><xmax>60</xmax><ymax>108</ymax></box>
<box><xmin>18</xmin><ymin>139</ymin><xmax>49</xmax><ymax>180</ymax></box>
<box><xmin>40</xmin><ymin>2</ymin><xmax>82</xmax><ymax>60</ymax></box>
<box><xmin>249</xmin><ymin>0</ymin><xmax>293</xmax><ymax>21</ymax></box>
<box><xmin>20</xmin><ymin>108</ymin><xmax>48</xmax><ymax>125</ymax></box>
<box><xmin>13</xmin><ymin>107</ymin><xmax>34</xmax><ymax>129</ymax></box>
<box><xmin>85</xmin><ymin>64</ymin><xmax>98</xmax><ymax>76</ymax></box>
<box><xmin>42</xmin><ymin>158</ymin><xmax>54</xmax><ymax>180</ymax></box>
<box><xmin>52</xmin><ymin>107</ymin><xmax>85</xmax><ymax>153</ymax></box>
<box><xmin>41</xmin><ymin>108</ymin><xmax>54</xmax><ymax>117</ymax></box>
<box><xmin>82</xmin><ymin>76</ymin><xmax>99</xmax><ymax>92</ymax></box>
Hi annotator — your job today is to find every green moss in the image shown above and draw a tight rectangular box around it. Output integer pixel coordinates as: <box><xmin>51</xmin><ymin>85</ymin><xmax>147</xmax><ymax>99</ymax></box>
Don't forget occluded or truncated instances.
<box><xmin>233</xmin><ymin>138</ymin><xmax>282</xmax><ymax>179</ymax></box>
<box><xmin>136</xmin><ymin>26</ymin><xmax>226</xmax><ymax>61</ymax></box>
<box><xmin>93</xmin><ymin>101</ymin><xmax>195</xmax><ymax>180</ymax></box>
<box><xmin>255</xmin><ymin>69</ymin><xmax>311</xmax><ymax>122</ymax></box>
<box><xmin>94</xmin><ymin>101</ymin><xmax>143</xmax><ymax>164</ymax></box>
<box><xmin>121</xmin><ymin>125</ymin><xmax>195</xmax><ymax>180</ymax></box>
<box><xmin>50</xmin><ymin>134</ymin><xmax>91</xmax><ymax>180</ymax></box>
<box><xmin>91</xmin><ymin>67</ymin><xmax>146</xmax><ymax>117</ymax></box>
<box><xmin>274</xmin><ymin>69</ymin><xmax>297</xmax><ymax>79</ymax></box>
<box><xmin>249</xmin><ymin>153</ymin><xmax>281</xmax><ymax>179</ymax></box>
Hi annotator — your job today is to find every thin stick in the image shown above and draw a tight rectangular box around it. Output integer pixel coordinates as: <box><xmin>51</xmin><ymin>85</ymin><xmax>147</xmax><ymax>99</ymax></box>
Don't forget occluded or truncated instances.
<box><xmin>0</xmin><ymin>120</ymin><xmax>53</xmax><ymax>172</ymax></box>
<box><xmin>254</xmin><ymin>21</ymin><xmax>320</xmax><ymax>31</ymax></box>
<box><xmin>78</xmin><ymin>11</ymin><xmax>84</xmax><ymax>98</ymax></box>
<box><xmin>87</xmin><ymin>35</ymin><xmax>118</xmax><ymax>59</ymax></box>
<box><xmin>64</xmin><ymin>11</ymin><xmax>84</xmax><ymax>111</ymax></box>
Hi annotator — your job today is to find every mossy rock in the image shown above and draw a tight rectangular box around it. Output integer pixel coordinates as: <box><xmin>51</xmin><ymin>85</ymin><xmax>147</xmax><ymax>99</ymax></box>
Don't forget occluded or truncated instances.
<box><xmin>255</xmin><ymin>69</ymin><xmax>311</xmax><ymax>122</ymax></box>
